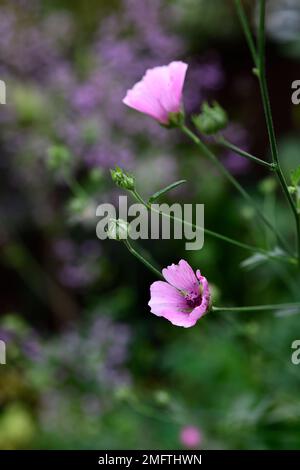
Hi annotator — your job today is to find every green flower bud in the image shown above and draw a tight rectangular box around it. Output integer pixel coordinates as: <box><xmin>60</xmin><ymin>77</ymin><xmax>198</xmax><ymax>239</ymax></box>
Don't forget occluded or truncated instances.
<box><xmin>47</xmin><ymin>145</ymin><xmax>71</xmax><ymax>170</ymax></box>
<box><xmin>192</xmin><ymin>102</ymin><xmax>228</xmax><ymax>135</ymax></box>
<box><xmin>107</xmin><ymin>218</ymin><xmax>130</xmax><ymax>241</ymax></box>
<box><xmin>110</xmin><ymin>166</ymin><xmax>135</xmax><ymax>191</ymax></box>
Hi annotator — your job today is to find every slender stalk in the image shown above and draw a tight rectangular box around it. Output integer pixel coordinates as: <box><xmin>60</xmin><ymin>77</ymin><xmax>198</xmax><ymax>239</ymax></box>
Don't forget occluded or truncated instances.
<box><xmin>131</xmin><ymin>190</ymin><xmax>297</xmax><ymax>265</ymax></box>
<box><xmin>235</xmin><ymin>0</ymin><xmax>300</xmax><ymax>264</ymax></box>
<box><xmin>123</xmin><ymin>239</ymin><xmax>163</xmax><ymax>279</ymax></box>
<box><xmin>234</xmin><ymin>0</ymin><xmax>258</xmax><ymax>66</ymax></box>
<box><xmin>180</xmin><ymin>124</ymin><xmax>291</xmax><ymax>255</ymax></box>
<box><xmin>217</xmin><ymin>136</ymin><xmax>275</xmax><ymax>169</ymax></box>
<box><xmin>257</xmin><ymin>0</ymin><xmax>300</xmax><ymax>264</ymax></box>
<box><xmin>213</xmin><ymin>303</ymin><xmax>300</xmax><ymax>313</ymax></box>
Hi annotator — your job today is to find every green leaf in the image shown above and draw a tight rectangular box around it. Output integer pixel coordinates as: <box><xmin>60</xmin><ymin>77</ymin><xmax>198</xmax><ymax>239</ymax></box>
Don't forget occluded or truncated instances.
<box><xmin>148</xmin><ymin>180</ymin><xmax>186</xmax><ymax>204</ymax></box>
<box><xmin>291</xmin><ymin>165</ymin><xmax>300</xmax><ymax>186</ymax></box>
<box><xmin>240</xmin><ymin>248</ymin><xmax>286</xmax><ymax>271</ymax></box>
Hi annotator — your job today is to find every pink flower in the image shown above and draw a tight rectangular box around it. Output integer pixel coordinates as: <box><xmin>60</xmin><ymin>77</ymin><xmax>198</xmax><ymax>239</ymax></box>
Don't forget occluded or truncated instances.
<box><xmin>123</xmin><ymin>61</ymin><xmax>188</xmax><ymax>125</ymax></box>
<box><xmin>148</xmin><ymin>260</ymin><xmax>211</xmax><ymax>328</ymax></box>
<box><xmin>180</xmin><ymin>426</ymin><xmax>202</xmax><ymax>448</ymax></box>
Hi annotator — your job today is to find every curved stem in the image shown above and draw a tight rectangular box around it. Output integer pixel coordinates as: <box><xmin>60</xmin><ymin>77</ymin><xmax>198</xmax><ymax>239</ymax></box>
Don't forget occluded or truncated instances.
<box><xmin>213</xmin><ymin>303</ymin><xmax>300</xmax><ymax>312</ymax></box>
<box><xmin>131</xmin><ymin>190</ymin><xmax>297</xmax><ymax>265</ymax></box>
<box><xmin>234</xmin><ymin>0</ymin><xmax>258</xmax><ymax>66</ymax></box>
<box><xmin>180</xmin><ymin>124</ymin><xmax>291</xmax><ymax>255</ymax></box>
<box><xmin>217</xmin><ymin>136</ymin><xmax>275</xmax><ymax>170</ymax></box>
<box><xmin>123</xmin><ymin>239</ymin><xmax>163</xmax><ymax>279</ymax></box>
<box><xmin>235</xmin><ymin>0</ymin><xmax>300</xmax><ymax>264</ymax></box>
<box><xmin>257</xmin><ymin>0</ymin><xmax>300</xmax><ymax>265</ymax></box>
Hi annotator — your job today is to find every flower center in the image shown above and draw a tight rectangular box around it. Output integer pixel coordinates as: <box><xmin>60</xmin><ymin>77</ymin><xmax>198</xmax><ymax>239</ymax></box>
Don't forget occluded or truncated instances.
<box><xmin>184</xmin><ymin>292</ymin><xmax>202</xmax><ymax>309</ymax></box>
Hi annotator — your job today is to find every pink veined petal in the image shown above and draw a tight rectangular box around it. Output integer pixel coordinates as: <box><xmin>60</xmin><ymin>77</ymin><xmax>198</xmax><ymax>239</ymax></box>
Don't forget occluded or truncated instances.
<box><xmin>169</xmin><ymin>61</ymin><xmax>188</xmax><ymax>104</ymax></box>
<box><xmin>158</xmin><ymin>61</ymin><xmax>188</xmax><ymax>114</ymax></box>
<box><xmin>188</xmin><ymin>275</ymin><xmax>211</xmax><ymax>323</ymax></box>
<box><xmin>137</xmin><ymin>65</ymin><xmax>176</xmax><ymax>122</ymax></box>
<box><xmin>122</xmin><ymin>61</ymin><xmax>188</xmax><ymax>124</ymax></box>
<box><xmin>149</xmin><ymin>281</ymin><xmax>196</xmax><ymax>328</ymax></box>
<box><xmin>123</xmin><ymin>83</ymin><xmax>168</xmax><ymax>123</ymax></box>
<box><xmin>149</xmin><ymin>262</ymin><xmax>211</xmax><ymax>328</ymax></box>
<box><xmin>162</xmin><ymin>259</ymin><xmax>199</xmax><ymax>293</ymax></box>
<box><xmin>158</xmin><ymin>308</ymin><xmax>199</xmax><ymax>328</ymax></box>
<box><xmin>148</xmin><ymin>281</ymin><xmax>186</xmax><ymax>314</ymax></box>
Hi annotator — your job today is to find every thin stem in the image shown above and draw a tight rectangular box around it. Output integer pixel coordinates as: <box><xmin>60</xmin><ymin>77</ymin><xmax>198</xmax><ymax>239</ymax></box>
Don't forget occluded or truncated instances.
<box><xmin>234</xmin><ymin>0</ymin><xmax>258</xmax><ymax>66</ymax></box>
<box><xmin>257</xmin><ymin>0</ymin><xmax>300</xmax><ymax>264</ymax></box>
<box><xmin>180</xmin><ymin>124</ymin><xmax>291</xmax><ymax>255</ymax></box>
<box><xmin>235</xmin><ymin>0</ymin><xmax>300</xmax><ymax>264</ymax></box>
<box><xmin>123</xmin><ymin>239</ymin><xmax>163</xmax><ymax>279</ymax></box>
<box><xmin>131</xmin><ymin>190</ymin><xmax>297</xmax><ymax>265</ymax></box>
<box><xmin>213</xmin><ymin>303</ymin><xmax>300</xmax><ymax>313</ymax></box>
<box><xmin>217</xmin><ymin>136</ymin><xmax>275</xmax><ymax>169</ymax></box>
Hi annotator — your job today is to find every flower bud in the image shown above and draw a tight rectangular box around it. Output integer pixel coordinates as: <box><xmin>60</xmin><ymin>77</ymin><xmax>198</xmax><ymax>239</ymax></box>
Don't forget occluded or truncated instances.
<box><xmin>107</xmin><ymin>218</ymin><xmax>130</xmax><ymax>241</ymax></box>
<box><xmin>110</xmin><ymin>166</ymin><xmax>135</xmax><ymax>191</ymax></box>
<box><xmin>192</xmin><ymin>102</ymin><xmax>228</xmax><ymax>135</ymax></box>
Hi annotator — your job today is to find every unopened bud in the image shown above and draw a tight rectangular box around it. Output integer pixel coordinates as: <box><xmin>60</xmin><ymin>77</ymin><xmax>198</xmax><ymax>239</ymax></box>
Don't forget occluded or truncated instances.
<box><xmin>192</xmin><ymin>102</ymin><xmax>228</xmax><ymax>135</ymax></box>
<box><xmin>110</xmin><ymin>166</ymin><xmax>135</xmax><ymax>191</ymax></box>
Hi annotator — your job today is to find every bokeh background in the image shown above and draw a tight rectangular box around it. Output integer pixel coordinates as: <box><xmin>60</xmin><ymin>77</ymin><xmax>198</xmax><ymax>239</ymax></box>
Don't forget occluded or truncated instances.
<box><xmin>1</xmin><ymin>0</ymin><xmax>300</xmax><ymax>450</ymax></box>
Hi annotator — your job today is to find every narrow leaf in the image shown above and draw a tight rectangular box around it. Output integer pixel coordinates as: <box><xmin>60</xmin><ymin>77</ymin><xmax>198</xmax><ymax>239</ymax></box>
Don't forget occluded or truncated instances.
<box><xmin>148</xmin><ymin>180</ymin><xmax>186</xmax><ymax>204</ymax></box>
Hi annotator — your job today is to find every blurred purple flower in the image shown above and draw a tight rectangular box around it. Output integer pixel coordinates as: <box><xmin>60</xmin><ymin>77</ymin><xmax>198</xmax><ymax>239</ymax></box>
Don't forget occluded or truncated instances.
<box><xmin>221</xmin><ymin>123</ymin><xmax>252</xmax><ymax>175</ymax></box>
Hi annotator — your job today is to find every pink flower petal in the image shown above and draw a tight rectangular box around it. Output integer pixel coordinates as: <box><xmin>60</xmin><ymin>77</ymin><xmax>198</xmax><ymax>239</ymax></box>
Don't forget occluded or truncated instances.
<box><xmin>148</xmin><ymin>281</ymin><xmax>196</xmax><ymax>328</ymax></box>
<box><xmin>162</xmin><ymin>259</ymin><xmax>199</xmax><ymax>293</ymax></box>
<box><xmin>149</xmin><ymin>260</ymin><xmax>211</xmax><ymax>328</ymax></box>
<box><xmin>123</xmin><ymin>61</ymin><xmax>188</xmax><ymax>124</ymax></box>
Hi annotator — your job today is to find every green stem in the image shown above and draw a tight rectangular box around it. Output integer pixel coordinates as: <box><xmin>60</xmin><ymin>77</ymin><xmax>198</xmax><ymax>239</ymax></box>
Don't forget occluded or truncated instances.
<box><xmin>180</xmin><ymin>124</ymin><xmax>291</xmax><ymax>255</ymax></box>
<box><xmin>235</xmin><ymin>0</ymin><xmax>300</xmax><ymax>264</ymax></box>
<box><xmin>217</xmin><ymin>136</ymin><xmax>274</xmax><ymax>170</ymax></box>
<box><xmin>213</xmin><ymin>303</ymin><xmax>300</xmax><ymax>312</ymax></box>
<box><xmin>131</xmin><ymin>190</ymin><xmax>297</xmax><ymax>265</ymax></box>
<box><xmin>123</xmin><ymin>239</ymin><xmax>163</xmax><ymax>279</ymax></box>
<box><xmin>234</xmin><ymin>0</ymin><xmax>258</xmax><ymax>66</ymax></box>
<box><xmin>257</xmin><ymin>0</ymin><xmax>300</xmax><ymax>265</ymax></box>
